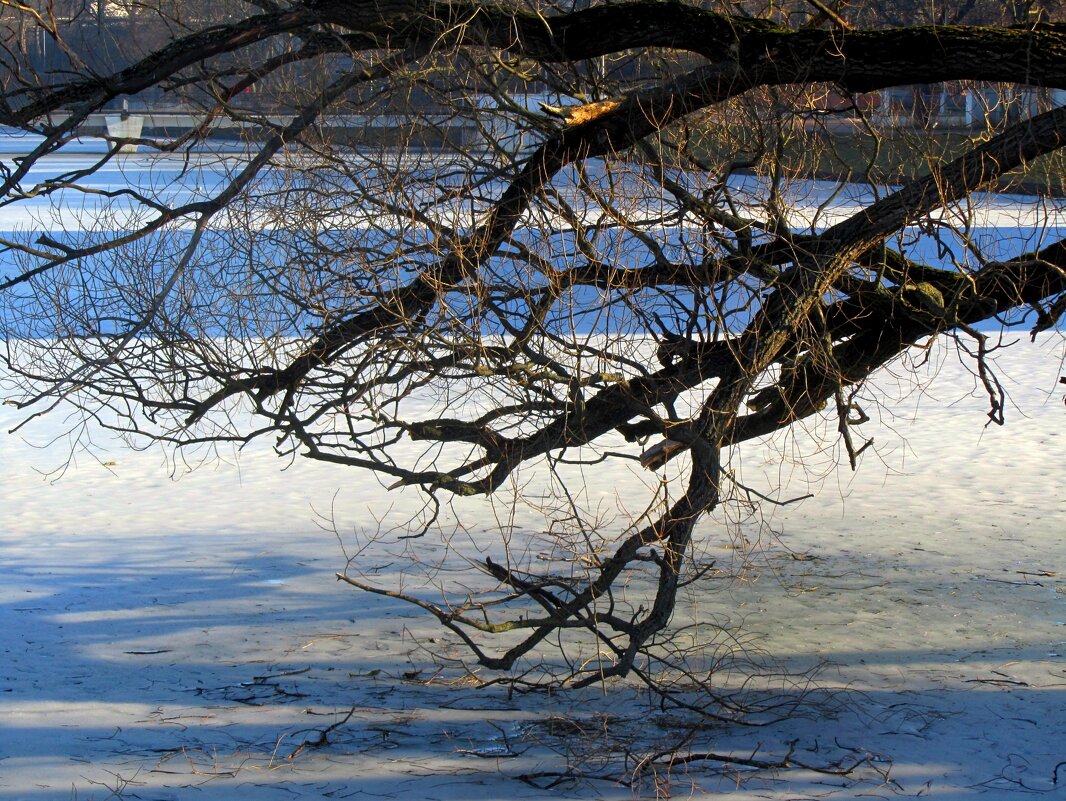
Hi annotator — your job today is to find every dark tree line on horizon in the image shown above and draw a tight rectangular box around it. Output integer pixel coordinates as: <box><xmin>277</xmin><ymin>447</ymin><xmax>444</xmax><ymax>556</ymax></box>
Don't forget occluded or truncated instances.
<box><xmin>5</xmin><ymin>1</ymin><xmax>1064</xmax><ymax>107</ymax></box>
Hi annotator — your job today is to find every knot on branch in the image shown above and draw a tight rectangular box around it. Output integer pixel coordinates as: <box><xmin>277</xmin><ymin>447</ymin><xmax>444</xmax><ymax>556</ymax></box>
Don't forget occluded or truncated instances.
<box><xmin>639</xmin><ymin>439</ymin><xmax>688</xmax><ymax>470</ymax></box>
<box><xmin>899</xmin><ymin>281</ymin><xmax>947</xmax><ymax>318</ymax></box>
<box><xmin>540</xmin><ymin>99</ymin><xmax>622</xmax><ymax>126</ymax></box>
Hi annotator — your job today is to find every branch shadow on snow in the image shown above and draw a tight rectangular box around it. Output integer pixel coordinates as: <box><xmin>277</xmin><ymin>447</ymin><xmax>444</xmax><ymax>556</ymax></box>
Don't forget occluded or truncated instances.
<box><xmin>2</xmin><ymin>528</ymin><xmax>1066</xmax><ymax>799</ymax></box>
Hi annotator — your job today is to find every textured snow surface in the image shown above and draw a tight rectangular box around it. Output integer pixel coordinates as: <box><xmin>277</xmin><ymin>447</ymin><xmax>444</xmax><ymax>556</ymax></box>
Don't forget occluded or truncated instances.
<box><xmin>2</xmin><ymin>334</ymin><xmax>1066</xmax><ymax>799</ymax></box>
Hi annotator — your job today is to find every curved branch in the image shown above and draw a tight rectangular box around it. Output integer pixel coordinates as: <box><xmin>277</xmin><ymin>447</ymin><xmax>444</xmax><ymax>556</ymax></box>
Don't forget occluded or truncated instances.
<box><xmin>1</xmin><ymin>9</ymin><xmax>318</xmax><ymax>126</ymax></box>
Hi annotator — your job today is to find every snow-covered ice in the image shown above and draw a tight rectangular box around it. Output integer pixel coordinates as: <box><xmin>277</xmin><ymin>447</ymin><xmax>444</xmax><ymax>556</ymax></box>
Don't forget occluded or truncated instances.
<box><xmin>2</xmin><ymin>334</ymin><xmax>1065</xmax><ymax>799</ymax></box>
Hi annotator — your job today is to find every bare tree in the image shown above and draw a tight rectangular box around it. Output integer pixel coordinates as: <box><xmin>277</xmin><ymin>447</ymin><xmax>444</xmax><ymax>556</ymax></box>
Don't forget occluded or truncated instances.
<box><xmin>2</xmin><ymin>0</ymin><xmax>1065</xmax><ymax>704</ymax></box>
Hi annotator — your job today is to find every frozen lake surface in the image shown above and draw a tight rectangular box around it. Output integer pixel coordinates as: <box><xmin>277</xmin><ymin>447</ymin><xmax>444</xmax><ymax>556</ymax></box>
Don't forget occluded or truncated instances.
<box><xmin>2</xmin><ymin>335</ymin><xmax>1065</xmax><ymax>799</ymax></box>
<box><xmin>3</xmin><ymin>136</ymin><xmax>1066</xmax><ymax>798</ymax></box>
